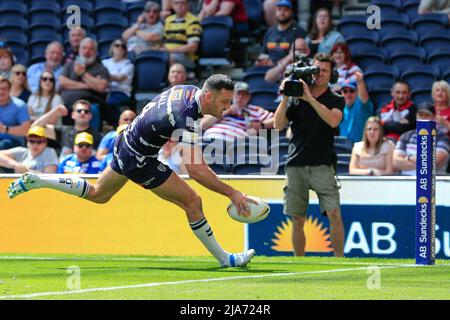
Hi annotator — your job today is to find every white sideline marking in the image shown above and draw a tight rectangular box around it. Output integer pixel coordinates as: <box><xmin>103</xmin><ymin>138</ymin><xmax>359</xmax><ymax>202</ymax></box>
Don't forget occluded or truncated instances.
<box><xmin>0</xmin><ymin>264</ymin><xmax>419</xmax><ymax>300</ymax></box>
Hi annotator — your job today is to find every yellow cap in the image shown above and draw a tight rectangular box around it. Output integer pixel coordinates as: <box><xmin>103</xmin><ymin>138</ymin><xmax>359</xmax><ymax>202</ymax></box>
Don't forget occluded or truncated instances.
<box><xmin>74</xmin><ymin>132</ymin><xmax>94</xmax><ymax>145</ymax></box>
<box><xmin>116</xmin><ymin>124</ymin><xmax>128</xmax><ymax>134</ymax></box>
<box><xmin>27</xmin><ymin>126</ymin><xmax>46</xmax><ymax>138</ymax></box>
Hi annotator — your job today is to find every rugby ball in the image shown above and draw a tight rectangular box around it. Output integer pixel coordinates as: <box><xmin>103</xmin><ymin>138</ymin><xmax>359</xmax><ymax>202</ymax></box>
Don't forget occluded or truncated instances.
<box><xmin>227</xmin><ymin>196</ymin><xmax>270</xmax><ymax>223</ymax></box>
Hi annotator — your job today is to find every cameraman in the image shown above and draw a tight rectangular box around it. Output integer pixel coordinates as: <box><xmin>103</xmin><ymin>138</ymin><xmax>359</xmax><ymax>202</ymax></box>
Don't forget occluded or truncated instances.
<box><xmin>274</xmin><ymin>53</ymin><xmax>345</xmax><ymax>257</ymax></box>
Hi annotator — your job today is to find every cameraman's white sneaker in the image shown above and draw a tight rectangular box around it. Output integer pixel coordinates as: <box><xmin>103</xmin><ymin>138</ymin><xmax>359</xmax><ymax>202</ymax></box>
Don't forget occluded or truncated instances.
<box><xmin>221</xmin><ymin>249</ymin><xmax>255</xmax><ymax>267</ymax></box>
<box><xmin>7</xmin><ymin>172</ymin><xmax>41</xmax><ymax>199</ymax></box>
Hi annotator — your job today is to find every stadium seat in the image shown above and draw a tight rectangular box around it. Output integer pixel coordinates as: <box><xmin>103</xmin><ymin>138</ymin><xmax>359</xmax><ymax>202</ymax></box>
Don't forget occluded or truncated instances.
<box><xmin>29</xmin><ymin>21</ymin><xmax>61</xmax><ymax>40</ymax></box>
<box><xmin>243</xmin><ymin>0</ymin><xmax>262</xmax><ymax>36</ymax></box>
<box><xmin>419</xmin><ymin>34</ymin><xmax>450</xmax><ymax>53</ymax></box>
<box><xmin>411</xmin><ymin>14</ymin><xmax>449</xmax><ymax>34</ymax></box>
<box><xmin>199</xmin><ymin>16</ymin><xmax>233</xmax><ymax>67</ymax></box>
<box><xmin>335</xmin><ymin>136</ymin><xmax>354</xmax><ymax>152</ymax></box>
<box><xmin>370</xmin><ymin>0</ymin><xmax>401</xmax><ymax>15</ymax></box>
<box><xmin>62</xmin><ymin>0</ymin><xmax>93</xmax><ymax>13</ymax></box>
<box><xmin>98</xmin><ymin>38</ymin><xmax>116</xmax><ymax>58</ymax></box>
<box><xmin>345</xmin><ymin>33</ymin><xmax>379</xmax><ymax>53</ymax></box>
<box><xmin>364</xmin><ymin>65</ymin><xmax>399</xmax><ymax>91</ymax></box>
<box><xmin>95</xmin><ymin>9</ymin><xmax>127</xmax><ymax>24</ymax></box>
<box><xmin>249</xmin><ymin>85</ymin><xmax>278</xmax><ymax>110</ymax></box>
<box><xmin>427</xmin><ymin>48</ymin><xmax>450</xmax><ymax>71</ymax></box>
<box><xmin>0</xmin><ymin>1</ymin><xmax>26</xmax><ymax>17</ymax></box>
<box><xmin>379</xmin><ymin>30</ymin><xmax>418</xmax><ymax>53</ymax></box>
<box><xmin>243</xmin><ymin>66</ymin><xmax>272</xmax><ymax>89</ymax></box>
<box><xmin>379</xmin><ymin>14</ymin><xmax>409</xmax><ymax>32</ymax></box>
<box><xmin>127</xmin><ymin>2</ymin><xmax>145</xmax><ymax>23</ymax></box>
<box><xmin>95</xmin><ymin>19</ymin><xmax>127</xmax><ymax>40</ymax></box>
<box><xmin>0</xmin><ymin>20</ymin><xmax>28</xmax><ymax>40</ymax></box>
<box><xmin>402</xmin><ymin>0</ymin><xmax>420</xmax><ymax>19</ymax></box>
<box><xmin>401</xmin><ymin>65</ymin><xmax>439</xmax><ymax>91</ymax></box>
<box><xmin>61</xmin><ymin>15</ymin><xmax>94</xmax><ymax>40</ymax></box>
<box><xmin>352</xmin><ymin>48</ymin><xmax>386</xmax><ymax>70</ymax></box>
<box><xmin>411</xmin><ymin>88</ymin><xmax>433</xmax><ymax>105</ymax></box>
<box><xmin>338</xmin><ymin>15</ymin><xmax>367</xmax><ymax>37</ymax></box>
<box><xmin>134</xmin><ymin>50</ymin><xmax>169</xmax><ymax>91</ymax></box>
<box><xmin>13</xmin><ymin>48</ymin><xmax>29</xmax><ymax>66</ymax></box>
<box><xmin>388</xmin><ymin>48</ymin><xmax>426</xmax><ymax>72</ymax></box>
<box><xmin>94</xmin><ymin>1</ymin><xmax>126</xmax><ymax>11</ymax></box>
<box><xmin>370</xmin><ymin>85</ymin><xmax>393</xmax><ymax>112</ymax></box>
<box><xmin>29</xmin><ymin>1</ymin><xmax>61</xmax><ymax>14</ymax></box>
<box><xmin>29</xmin><ymin>11</ymin><xmax>60</xmax><ymax>26</ymax></box>
<box><xmin>231</xmin><ymin>163</ymin><xmax>269</xmax><ymax>175</ymax></box>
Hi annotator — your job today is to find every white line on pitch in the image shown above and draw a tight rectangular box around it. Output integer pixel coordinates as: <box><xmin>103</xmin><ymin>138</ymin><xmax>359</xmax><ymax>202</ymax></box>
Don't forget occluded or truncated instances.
<box><xmin>0</xmin><ymin>264</ymin><xmax>419</xmax><ymax>300</ymax></box>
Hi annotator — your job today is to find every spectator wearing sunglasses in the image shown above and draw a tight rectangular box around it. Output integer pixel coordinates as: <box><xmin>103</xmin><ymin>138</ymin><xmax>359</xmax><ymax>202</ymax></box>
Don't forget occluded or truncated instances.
<box><xmin>0</xmin><ymin>126</ymin><xmax>58</xmax><ymax>173</ymax></box>
<box><xmin>338</xmin><ymin>71</ymin><xmax>373</xmax><ymax>144</ymax></box>
<box><xmin>31</xmin><ymin>99</ymin><xmax>102</xmax><ymax>158</ymax></box>
<box><xmin>27</xmin><ymin>71</ymin><xmax>64</xmax><ymax>123</ymax></box>
<box><xmin>122</xmin><ymin>1</ymin><xmax>164</xmax><ymax>55</ymax></box>
<box><xmin>101</xmin><ymin>40</ymin><xmax>134</xmax><ymax>126</ymax></box>
<box><xmin>10</xmin><ymin>64</ymin><xmax>31</xmax><ymax>103</ymax></box>
<box><xmin>27</xmin><ymin>41</ymin><xmax>64</xmax><ymax>93</ymax></box>
<box><xmin>57</xmin><ymin>132</ymin><xmax>101</xmax><ymax>174</ymax></box>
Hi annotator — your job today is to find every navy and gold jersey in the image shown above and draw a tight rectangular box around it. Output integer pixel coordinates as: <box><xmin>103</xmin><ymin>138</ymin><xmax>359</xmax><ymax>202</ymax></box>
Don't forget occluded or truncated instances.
<box><xmin>123</xmin><ymin>85</ymin><xmax>202</xmax><ymax>158</ymax></box>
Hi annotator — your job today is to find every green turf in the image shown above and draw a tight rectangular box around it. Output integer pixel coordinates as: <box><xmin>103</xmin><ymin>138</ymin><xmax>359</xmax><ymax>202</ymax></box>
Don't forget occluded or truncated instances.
<box><xmin>0</xmin><ymin>254</ymin><xmax>448</xmax><ymax>300</ymax></box>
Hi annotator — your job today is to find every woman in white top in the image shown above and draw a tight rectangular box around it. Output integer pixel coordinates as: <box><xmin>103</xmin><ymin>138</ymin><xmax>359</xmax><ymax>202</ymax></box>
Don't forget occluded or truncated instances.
<box><xmin>102</xmin><ymin>39</ymin><xmax>134</xmax><ymax>125</ymax></box>
<box><xmin>27</xmin><ymin>71</ymin><xmax>64</xmax><ymax>123</ymax></box>
<box><xmin>349</xmin><ymin>116</ymin><xmax>395</xmax><ymax>176</ymax></box>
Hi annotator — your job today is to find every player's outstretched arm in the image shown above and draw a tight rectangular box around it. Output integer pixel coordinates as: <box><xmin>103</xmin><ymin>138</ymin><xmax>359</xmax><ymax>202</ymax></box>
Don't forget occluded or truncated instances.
<box><xmin>182</xmin><ymin>144</ymin><xmax>255</xmax><ymax>216</ymax></box>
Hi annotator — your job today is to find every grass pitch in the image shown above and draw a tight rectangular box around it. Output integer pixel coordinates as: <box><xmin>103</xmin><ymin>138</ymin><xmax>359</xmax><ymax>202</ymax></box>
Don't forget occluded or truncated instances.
<box><xmin>0</xmin><ymin>254</ymin><xmax>449</xmax><ymax>300</ymax></box>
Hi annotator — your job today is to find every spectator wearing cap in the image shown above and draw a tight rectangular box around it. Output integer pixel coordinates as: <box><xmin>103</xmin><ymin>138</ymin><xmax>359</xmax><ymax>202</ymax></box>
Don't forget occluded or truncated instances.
<box><xmin>0</xmin><ymin>45</ymin><xmax>14</xmax><ymax>78</ymax></box>
<box><xmin>393</xmin><ymin>102</ymin><xmax>450</xmax><ymax>175</ymax></box>
<box><xmin>0</xmin><ymin>76</ymin><xmax>31</xmax><ymax>150</ymax></box>
<box><xmin>0</xmin><ymin>126</ymin><xmax>58</xmax><ymax>173</ymax></box>
<box><xmin>63</xmin><ymin>27</ymin><xmax>86</xmax><ymax>66</ymax></box>
<box><xmin>27</xmin><ymin>41</ymin><xmax>64</xmax><ymax>93</ymax></box>
<box><xmin>201</xmin><ymin>82</ymin><xmax>275</xmax><ymax>142</ymax></box>
<box><xmin>122</xmin><ymin>1</ymin><xmax>164</xmax><ymax>55</ymax></box>
<box><xmin>256</xmin><ymin>0</ymin><xmax>306</xmax><ymax>68</ymax></box>
<box><xmin>338</xmin><ymin>71</ymin><xmax>373</xmax><ymax>143</ymax></box>
<box><xmin>96</xmin><ymin>109</ymin><xmax>136</xmax><ymax>161</ymax></box>
<box><xmin>101</xmin><ymin>40</ymin><xmax>134</xmax><ymax>126</ymax></box>
<box><xmin>331</xmin><ymin>42</ymin><xmax>362</xmax><ymax>93</ymax></box>
<box><xmin>379</xmin><ymin>81</ymin><xmax>416</xmax><ymax>142</ymax></box>
<box><xmin>57</xmin><ymin>132</ymin><xmax>102</xmax><ymax>174</ymax></box>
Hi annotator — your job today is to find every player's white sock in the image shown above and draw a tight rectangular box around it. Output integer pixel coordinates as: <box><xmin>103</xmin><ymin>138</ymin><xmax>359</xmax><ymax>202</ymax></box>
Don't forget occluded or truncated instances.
<box><xmin>38</xmin><ymin>175</ymin><xmax>91</xmax><ymax>198</ymax></box>
<box><xmin>190</xmin><ymin>217</ymin><xmax>229</xmax><ymax>264</ymax></box>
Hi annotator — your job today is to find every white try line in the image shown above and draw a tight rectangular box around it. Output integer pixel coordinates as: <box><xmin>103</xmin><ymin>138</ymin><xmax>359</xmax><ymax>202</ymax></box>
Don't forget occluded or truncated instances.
<box><xmin>0</xmin><ymin>264</ymin><xmax>420</xmax><ymax>300</ymax></box>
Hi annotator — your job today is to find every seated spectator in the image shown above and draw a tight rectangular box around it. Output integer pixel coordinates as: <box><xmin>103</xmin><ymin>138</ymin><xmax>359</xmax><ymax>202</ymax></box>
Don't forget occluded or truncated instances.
<box><xmin>58</xmin><ymin>132</ymin><xmax>102</xmax><ymax>174</ymax></box>
<box><xmin>59</xmin><ymin>37</ymin><xmax>110</xmax><ymax>129</ymax></box>
<box><xmin>0</xmin><ymin>76</ymin><xmax>31</xmax><ymax>150</ymax></box>
<box><xmin>419</xmin><ymin>0</ymin><xmax>450</xmax><ymax>19</ymax></box>
<box><xmin>0</xmin><ymin>126</ymin><xmax>58</xmax><ymax>173</ymax></box>
<box><xmin>432</xmin><ymin>80</ymin><xmax>450</xmax><ymax>138</ymax></box>
<box><xmin>27</xmin><ymin>71</ymin><xmax>64</xmax><ymax>123</ymax></box>
<box><xmin>264</xmin><ymin>37</ymin><xmax>310</xmax><ymax>83</ymax></box>
<box><xmin>393</xmin><ymin>102</ymin><xmax>450</xmax><ymax>175</ymax></box>
<box><xmin>256</xmin><ymin>0</ymin><xmax>306</xmax><ymax>68</ymax></box>
<box><xmin>27</xmin><ymin>41</ymin><xmax>64</xmax><ymax>93</ymax></box>
<box><xmin>96</xmin><ymin>109</ymin><xmax>137</xmax><ymax>161</ymax></box>
<box><xmin>198</xmin><ymin>0</ymin><xmax>248</xmax><ymax>35</ymax></box>
<box><xmin>98</xmin><ymin>123</ymin><xmax>130</xmax><ymax>172</ymax></box>
<box><xmin>101</xmin><ymin>40</ymin><xmax>134</xmax><ymax>126</ymax></box>
<box><xmin>63</xmin><ymin>27</ymin><xmax>86</xmax><ymax>66</ymax></box>
<box><xmin>305</xmin><ymin>7</ymin><xmax>344</xmax><ymax>56</ymax></box>
<box><xmin>10</xmin><ymin>64</ymin><xmax>31</xmax><ymax>103</ymax></box>
<box><xmin>32</xmin><ymin>100</ymin><xmax>102</xmax><ymax>158</ymax></box>
<box><xmin>122</xmin><ymin>1</ymin><xmax>164</xmax><ymax>55</ymax></box>
<box><xmin>0</xmin><ymin>45</ymin><xmax>14</xmax><ymax>78</ymax></box>
<box><xmin>338</xmin><ymin>71</ymin><xmax>373</xmax><ymax>143</ymax></box>
<box><xmin>349</xmin><ymin>116</ymin><xmax>395</xmax><ymax>176</ymax></box>
<box><xmin>201</xmin><ymin>81</ymin><xmax>275</xmax><ymax>142</ymax></box>
<box><xmin>167</xmin><ymin>63</ymin><xmax>188</xmax><ymax>88</ymax></box>
<box><xmin>331</xmin><ymin>42</ymin><xmax>362</xmax><ymax>92</ymax></box>
<box><xmin>379</xmin><ymin>81</ymin><xmax>416</xmax><ymax>142</ymax></box>
<box><xmin>163</xmin><ymin>0</ymin><xmax>203</xmax><ymax>69</ymax></box>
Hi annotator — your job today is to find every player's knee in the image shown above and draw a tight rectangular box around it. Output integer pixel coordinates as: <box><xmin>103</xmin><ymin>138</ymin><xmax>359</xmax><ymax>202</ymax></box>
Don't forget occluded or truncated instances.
<box><xmin>327</xmin><ymin>208</ymin><xmax>341</xmax><ymax>220</ymax></box>
<box><xmin>292</xmin><ymin>216</ymin><xmax>306</xmax><ymax>228</ymax></box>
<box><xmin>89</xmin><ymin>188</ymin><xmax>112</xmax><ymax>204</ymax></box>
<box><xmin>183</xmin><ymin>192</ymin><xmax>202</xmax><ymax>214</ymax></box>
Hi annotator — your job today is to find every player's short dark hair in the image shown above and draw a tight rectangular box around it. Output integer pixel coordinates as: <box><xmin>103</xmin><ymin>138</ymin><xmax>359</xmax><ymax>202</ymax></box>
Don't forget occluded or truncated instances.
<box><xmin>202</xmin><ymin>74</ymin><xmax>234</xmax><ymax>92</ymax></box>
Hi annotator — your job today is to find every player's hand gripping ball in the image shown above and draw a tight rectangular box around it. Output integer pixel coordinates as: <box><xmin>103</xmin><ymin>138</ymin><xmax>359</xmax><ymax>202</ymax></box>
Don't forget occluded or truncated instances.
<box><xmin>227</xmin><ymin>196</ymin><xmax>270</xmax><ymax>223</ymax></box>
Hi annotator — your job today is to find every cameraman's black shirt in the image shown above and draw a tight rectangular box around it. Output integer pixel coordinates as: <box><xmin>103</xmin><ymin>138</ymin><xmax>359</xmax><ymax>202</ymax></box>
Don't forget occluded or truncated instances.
<box><xmin>286</xmin><ymin>88</ymin><xmax>345</xmax><ymax>166</ymax></box>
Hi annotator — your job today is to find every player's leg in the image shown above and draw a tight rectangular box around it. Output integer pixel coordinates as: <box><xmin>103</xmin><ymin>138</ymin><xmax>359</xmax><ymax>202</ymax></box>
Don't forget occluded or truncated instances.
<box><xmin>326</xmin><ymin>208</ymin><xmax>344</xmax><ymax>257</ymax></box>
<box><xmin>7</xmin><ymin>166</ymin><xmax>127</xmax><ymax>203</ymax></box>
<box><xmin>151</xmin><ymin>171</ymin><xmax>254</xmax><ymax>267</ymax></box>
<box><xmin>292</xmin><ymin>216</ymin><xmax>306</xmax><ymax>256</ymax></box>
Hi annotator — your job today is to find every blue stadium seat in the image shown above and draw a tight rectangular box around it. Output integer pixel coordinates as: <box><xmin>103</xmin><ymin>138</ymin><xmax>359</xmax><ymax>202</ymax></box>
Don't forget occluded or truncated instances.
<box><xmin>411</xmin><ymin>14</ymin><xmax>449</xmax><ymax>34</ymax></box>
<box><xmin>29</xmin><ymin>18</ymin><xmax>61</xmax><ymax>37</ymax></box>
<box><xmin>379</xmin><ymin>13</ymin><xmax>409</xmax><ymax>32</ymax></box>
<box><xmin>199</xmin><ymin>16</ymin><xmax>233</xmax><ymax>67</ymax></box>
<box><xmin>29</xmin><ymin>1</ymin><xmax>61</xmax><ymax>13</ymax></box>
<box><xmin>401</xmin><ymin>65</ymin><xmax>439</xmax><ymax>91</ymax></box>
<box><xmin>94</xmin><ymin>1</ymin><xmax>126</xmax><ymax>11</ymax></box>
<box><xmin>411</xmin><ymin>88</ymin><xmax>433</xmax><ymax>105</ymax></box>
<box><xmin>352</xmin><ymin>48</ymin><xmax>386</xmax><ymax>70</ymax></box>
<box><xmin>134</xmin><ymin>50</ymin><xmax>169</xmax><ymax>91</ymax></box>
<box><xmin>335</xmin><ymin>136</ymin><xmax>354</xmax><ymax>151</ymax></box>
<box><xmin>127</xmin><ymin>2</ymin><xmax>145</xmax><ymax>23</ymax></box>
<box><xmin>402</xmin><ymin>0</ymin><xmax>420</xmax><ymax>19</ymax></box>
<box><xmin>4</xmin><ymin>35</ymin><xmax>27</xmax><ymax>52</ymax></box>
<box><xmin>370</xmin><ymin>84</ymin><xmax>393</xmax><ymax>112</ymax></box>
<box><xmin>370</xmin><ymin>0</ymin><xmax>401</xmax><ymax>15</ymax></box>
<box><xmin>427</xmin><ymin>47</ymin><xmax>450</xmax><ymax>69</ymax></box>
<box><xmin>13</xmin><ymin>48</ymin><xmax>29</xmax><ymax>66</ymax></box>
<box><xmin>442</xmin><ymin>70</ymin><xmax>450</xmax><ymax>83</ymax></box>
<box><xmin>243</xmin><ymin>66</ymin><xmax>272</xmax><ymax>89</ymax></box>
<box><xmin>95</xmin><ymin>19</ymin><xmax>127</xmax><ymax>40</ymax></box>
<box><xmin>249</xmin><ymin>85</ymin><xmax>278</xmax><ymax>110</ymax></box>
<box><xmin>95</xmin><ymin>9</ymin><xmax>127</xmax><ymax>24</ymax></box>
<box><xmin>338</xmin><ymin>15</ymin><xmax>367</xmax><ymax>37</ymax></box>
<box><xmin>62</xmin><ymin>0</ymin><xmax>93</xmax><ymax>13</ymax></box>
<box><xmin>243</xmin><ymin>0</ymin><xmax>262</xmax><ymax>35</ymax></box>
<box><xmin>345</xmin><ymin>33</ymin><xmax>379</xmax><ymax>52</ymax></box>
<box><xmin>364</xmin><ymin>65</ymin><xmax>399</xmax><ymax>91</ymax></box>
<box><xmin>98</xmin><ymin>38</ymin><xmax>116</xmax><ymax>58</ymax></box>
<box><xmin>388</xmin><ymin>48</ymin><xmax>426</xmax><ymax>72</ymax></box>
<box><xmin>419</xmin><ymin>33</ymin><xmax>450</xmax><ymax>53</ymax></box>
<box><xmin>0</xmin><ymin>1</ymin><xmax>26</xmax><ymax>17</ymax></box>
<box><xmin>0</xmin><ymin>19</ymin><xmax>28</xmax><ymax>40</ymax></box>
<box><xmin>379</xmin><ymin>30</ymin><xmax>417</xmax><ymax>52</ymax></box>
<box><xmin>29</xmin><ymin>11</ymin><xmax>60</xmax><ymax>26</ymax></box>
<box><xmin>61</xmin><ymin>14</ymin><xmax>94</xmax><ymax>38</ymax></box>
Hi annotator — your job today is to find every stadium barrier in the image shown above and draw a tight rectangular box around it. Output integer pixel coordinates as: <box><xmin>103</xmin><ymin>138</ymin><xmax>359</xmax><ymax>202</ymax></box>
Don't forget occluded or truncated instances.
<box><xmin>1</xmin><ymin>175</ymin><xmax>449</xmax><ymax>259</ymax></box>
